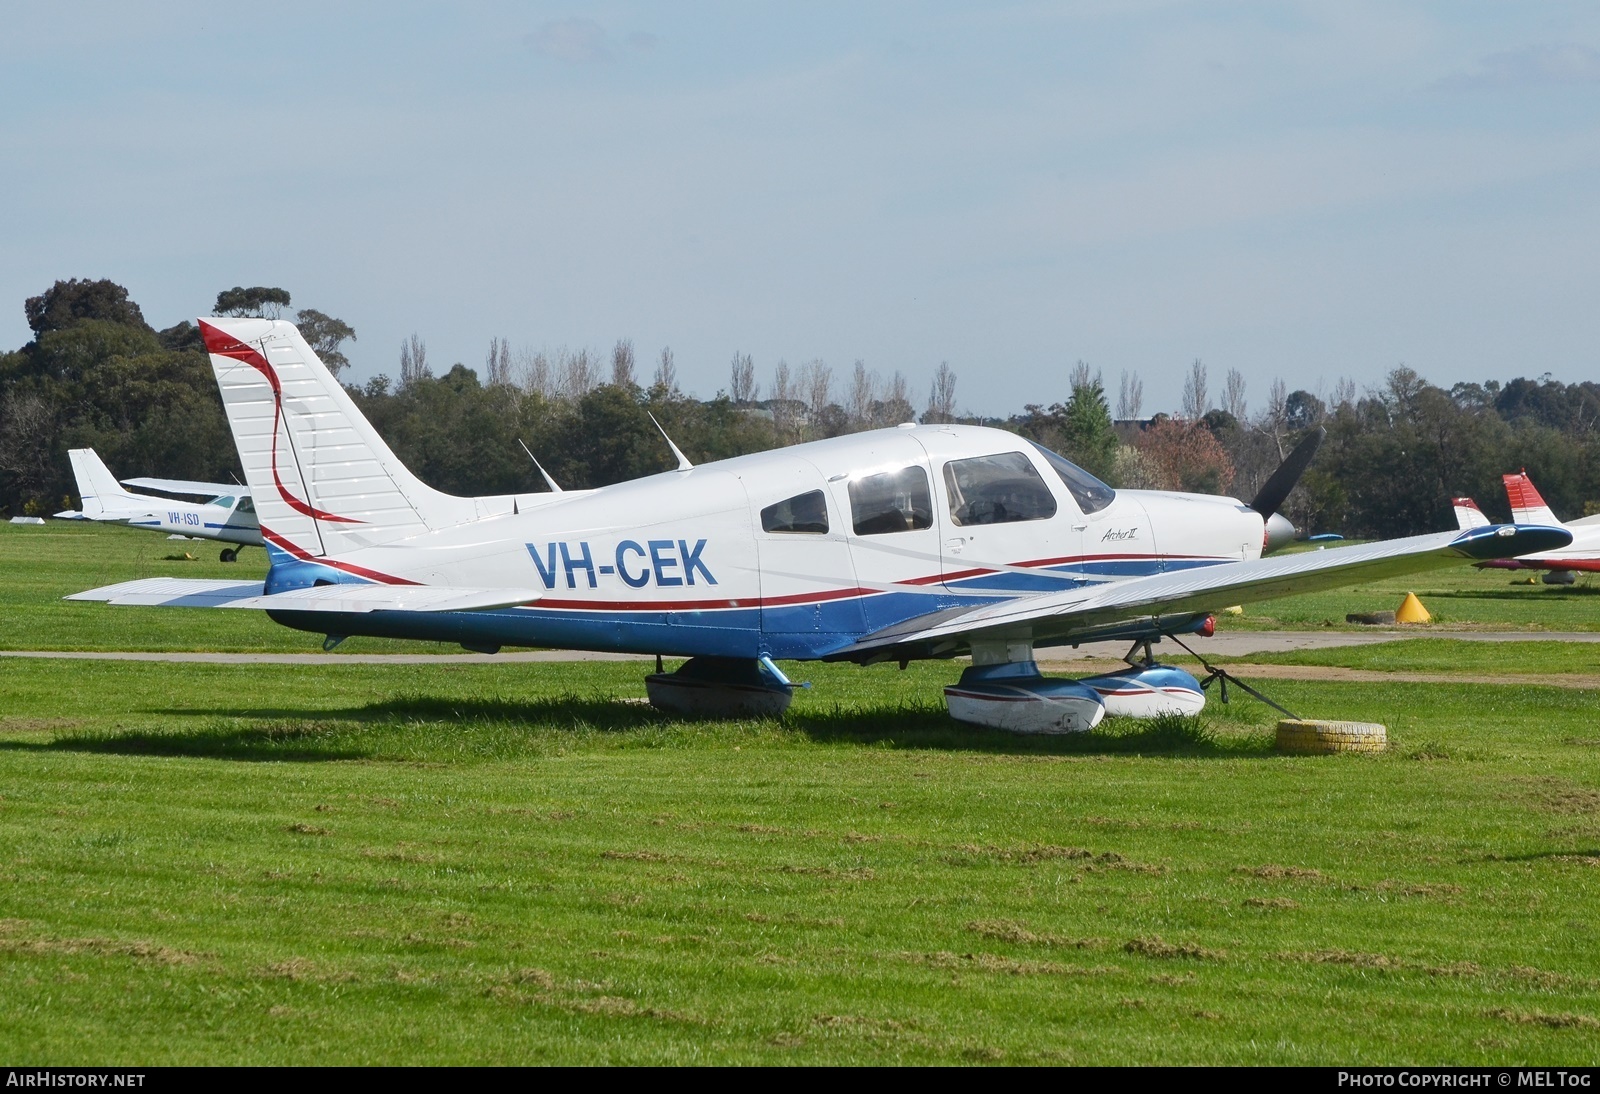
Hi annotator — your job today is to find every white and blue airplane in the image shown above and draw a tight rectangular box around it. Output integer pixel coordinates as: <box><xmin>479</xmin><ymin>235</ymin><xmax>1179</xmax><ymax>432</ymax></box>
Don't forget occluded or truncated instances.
<box><xmin>55</xmin><ymin>447</ymin><xmax>262</xmax><ymax>562</ymax></box>
<box><xmin>69</xmin><ymin>318</ymin><xmax>1569</xmax><ymax>732</ymax></box>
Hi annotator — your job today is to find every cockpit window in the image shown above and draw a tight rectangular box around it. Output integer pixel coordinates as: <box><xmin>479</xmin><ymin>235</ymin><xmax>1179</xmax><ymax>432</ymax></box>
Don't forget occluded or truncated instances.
<box><xmin>235</xmin><ymin>497</ymin><xmax>255</xmax><ymax>514</ymax></box>
<box><xmin>943</xmin><ymin>452</ymin><xmax>1057</xmax><ymax>526</ymax></box>
<box><xmin>211</xmin><ymin>496</ymin><xmax>236</xmax><ymax>509</ymax></box>
<box><xmin>849</xmin><ymin>465</ymin><xmax>933</xmax><ymax>536</ymax></box>
<box><xmin>1028</xmin><ymin>442</ymin><xmax>1117</xmax><ymax>514</ymax></box>
<box><xmin>761</xmin><ymin>490</ymin><xmax>829</xmax><ymax>534</ymax></box>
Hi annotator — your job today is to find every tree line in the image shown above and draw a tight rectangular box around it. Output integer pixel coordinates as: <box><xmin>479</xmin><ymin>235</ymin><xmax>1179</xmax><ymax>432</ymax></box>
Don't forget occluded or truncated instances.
<box><xmin>3</xmin><ymin>278</ymin><xmax>1598</xmax><ymax>539</ymax></box>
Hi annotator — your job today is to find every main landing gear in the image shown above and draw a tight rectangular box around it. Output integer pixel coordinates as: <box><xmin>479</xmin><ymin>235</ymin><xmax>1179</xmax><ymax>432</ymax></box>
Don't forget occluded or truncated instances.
<box><xmin>943</xmin><ymin>631</ymin><xmax>1235</xmax><ymax>734</ymax></box>
<box><xmin>219</xmin><ymin>547</ymin><xmax>244</xmax><ymax>563</ymax></box>
<box><xmin>645</xmin><ymin>656</ymin><xmax>797</xmax><ymax>719</ymax></box>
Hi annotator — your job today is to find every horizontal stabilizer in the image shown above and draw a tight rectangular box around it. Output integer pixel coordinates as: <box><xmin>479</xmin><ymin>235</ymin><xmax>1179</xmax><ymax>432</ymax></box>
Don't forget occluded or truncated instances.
<box><xmin>121</xmin><ymin>476</ymin><xmax>242</xmax><ymax>499</ymax></box>
<box><xmin>67</xmin><ymin>579</ymin><xmax>265</xmax><ymax>607</ymax></box>
<box><xmin>67</xmin><ymin>578</ymin><xmax>537</xmax><ymax>614</ymax></box>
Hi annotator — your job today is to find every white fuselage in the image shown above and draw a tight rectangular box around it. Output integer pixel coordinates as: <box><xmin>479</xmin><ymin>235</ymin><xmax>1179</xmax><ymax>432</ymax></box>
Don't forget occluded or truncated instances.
<box><xmin>265</xmin><ymin>425</ymin><xmax>1264</xmax><ymax>660</ymax></box>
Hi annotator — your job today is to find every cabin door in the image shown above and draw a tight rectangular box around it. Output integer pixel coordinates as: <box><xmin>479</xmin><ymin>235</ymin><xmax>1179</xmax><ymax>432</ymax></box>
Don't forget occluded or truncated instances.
<box><xmin>915</xmin><ymin>432</ymin><xmax>1088</xmax><ymax>600</ymax></box>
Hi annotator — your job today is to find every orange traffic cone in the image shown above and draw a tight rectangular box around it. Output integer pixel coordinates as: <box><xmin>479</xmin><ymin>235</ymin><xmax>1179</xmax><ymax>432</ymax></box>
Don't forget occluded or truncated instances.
<box><xmin>1395</xmin><ymin>592</ymin><xmax>1431</xmax><ymax>624</ymax></box>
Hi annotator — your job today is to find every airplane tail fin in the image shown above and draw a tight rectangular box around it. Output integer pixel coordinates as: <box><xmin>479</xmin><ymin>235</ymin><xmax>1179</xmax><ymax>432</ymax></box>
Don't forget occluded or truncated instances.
<box><xmin>198</xmin><ymin>317</ymin><xmax>484</xmax><ymax>559</ymax></box>
<box><xmin>1451</xmin><ymin>496</ymin><xmax>1490</xmax><ymax>531</ymax></box>
<box><xmin>68</xmin><ymin>448</ymin><xmax>140</xmax><ymax>519</ymax></box>
<box><xmin>1503</xmin><ymin>471</ymin><xmax>1560</xmax><ymax>527</ymax></box>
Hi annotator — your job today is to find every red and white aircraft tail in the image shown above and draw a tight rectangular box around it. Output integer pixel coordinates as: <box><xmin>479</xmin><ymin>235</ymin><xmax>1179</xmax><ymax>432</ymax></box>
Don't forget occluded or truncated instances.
<box><xmin>1504</xmin><ymin>471</ymin><xmax>1560</xmax><ymax>527</ymax></box>
<box><xmin>198</xmin><ymin>317</ymin><xmax>501</xmax><ymax>558</ymax></box>
<box><xmin>1451</xmin><ymin>496</ymin><xmax>1490</xmax><ymax>531</ymax></box>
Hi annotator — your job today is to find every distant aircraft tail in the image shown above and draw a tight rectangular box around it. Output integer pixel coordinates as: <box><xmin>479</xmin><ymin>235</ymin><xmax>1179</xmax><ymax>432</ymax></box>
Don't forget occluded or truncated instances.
<box><xmin>68</xmin><ymin>448</ymin><xmax>141</xmax><ymax>519</ymax></box>
<box><xmin>198</xmin><ymin>317</ymin><xmax>489</xmax><ymax>559</ymax></box>
<box><xmin>1503</xmin><ymin>471</ymin><xmax>1561</xmax><ymax>527</ymax></box>
<box><xmin>1451</xmin><ymin>496</ymin><xmax>1490</xmax><ymax>531</ymax></box>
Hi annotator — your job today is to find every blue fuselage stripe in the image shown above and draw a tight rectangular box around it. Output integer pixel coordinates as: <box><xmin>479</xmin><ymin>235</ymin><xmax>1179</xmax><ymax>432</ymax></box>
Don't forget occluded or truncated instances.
<box><xmin>261</xmin><ymin>544</ymin><xmax>1230</xmax><ymax>659</ymax></box>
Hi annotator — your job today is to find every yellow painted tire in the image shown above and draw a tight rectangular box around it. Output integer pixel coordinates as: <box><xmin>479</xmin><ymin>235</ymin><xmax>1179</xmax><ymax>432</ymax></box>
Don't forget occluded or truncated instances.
<box><xmin>1276</xmin><ymin>719</ymin><xmax>1387</xmax><ymax>754</ymax></box>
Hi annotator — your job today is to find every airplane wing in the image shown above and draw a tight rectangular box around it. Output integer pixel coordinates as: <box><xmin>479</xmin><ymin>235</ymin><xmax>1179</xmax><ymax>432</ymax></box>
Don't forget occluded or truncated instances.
<box><xmin>68</xmin><ymin>578</ymin><xmax>540</xmax><ymax>613</ymax></box>
<box><xmin>835</xmin><ymin>524</ymin><xmax>1571</xmax><ymax>657</ymax></box>
<box><xmin>120</xmin><ymin>476</ymin><xmax>243</xmax><ymax>499</ymax></box>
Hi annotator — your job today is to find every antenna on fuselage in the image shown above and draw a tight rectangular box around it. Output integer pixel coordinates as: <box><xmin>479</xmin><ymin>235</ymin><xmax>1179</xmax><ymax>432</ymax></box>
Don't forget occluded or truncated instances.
<box><xmin>648</xmin><ymin>413</ymin><xmax>695</xmax><ymax>471</ymax></box>
<box><xmin>517</xmin><ymin>438</ymin><xmax>563</xmax><ymax>492</ymax></box>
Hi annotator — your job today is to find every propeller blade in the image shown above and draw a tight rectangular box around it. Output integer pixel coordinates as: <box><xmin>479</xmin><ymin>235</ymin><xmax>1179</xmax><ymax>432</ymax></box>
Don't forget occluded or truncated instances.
<box><xmin>1250</xmin><ymin>426</ymin><xmax>1325</xmax><ymax>517</ymax></box>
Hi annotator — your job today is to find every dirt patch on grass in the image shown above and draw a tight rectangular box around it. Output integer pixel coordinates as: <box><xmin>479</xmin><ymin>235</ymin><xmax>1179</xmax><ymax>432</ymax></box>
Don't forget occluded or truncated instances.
<box><xmin>1277</xmin><ymin>950</ymin><xmax>1479</xmax><ymax>977</ymax></box>
<box><xmin>1243</xmin><ymin>897</ymin><xmax>1300</xmax><ymax>910</ymax></box>
<box><xmin>1513</xmin><ymin>778</ymin><xmax>1600</xmax><ymax>816</ymax></box>
<box><xmin>602</xmin><ymin>849</ymin><xmax>673</xmax><ymax>862</ymax></box>
<box><xmin>777</xmin><ymin>864</ymin><xmax>875</xmax><ymax>880</ymax></box>
<box><xmin>361</xmin><ymin>846</ymin><xmax>440</xmax><ymax>864</ymax></box>
<box><xmin>1236</xmin><ymin>864</ymin><xmax>1325</xmax><ymax>880</ymax></box>
<box><xmin>965</xmin><ymin>919</ymin><xmax>1103</xmax><ymax>948</ymax></box>
<box><xmin>944</xmin><ymin>844</ymin><xmax>1164</xmax><ymax>873</ymax></box>
<box><xmin>1488</xmin><ymin>1007</ymin><xmax>1600</xmax><ymax>1030</ymax></box>
<box><xmin>257</xmin><ymin>957</ymin><xmax>359</xmax><ymax>983</ymax></box>
<box><xmin>1124</xmin><ymin>936</ymin><xmax>1226</xmax><ymax>961</ymax></box>
<box><xmin>0</xmin><ymin>934</ymin><xmax>206</xmax><ymax>965</ymax></box>
<box><xmin>0</xmin><ymin>717</ymin><xmax>84</xmax><ymax>735</ymax></box>
<box><xmin>903</xmin><ymin>950</ymin><xmax>1118</xmax><ymax>977</ymax></box>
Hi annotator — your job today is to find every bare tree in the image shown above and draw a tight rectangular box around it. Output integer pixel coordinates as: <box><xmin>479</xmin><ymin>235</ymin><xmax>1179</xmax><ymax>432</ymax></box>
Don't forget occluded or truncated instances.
<box><xmin>653</xmin><ymin>346</ymin><xmax>678</xmax><ymax>394</ymax></box>
<box><xmin>1331</xmin><ymin>376</ymin><xmax>1357</xmax><ymax>412</ymax></box>
<box><xmin>926</xmin><ymin>361</ymin><xmax>958</xmax><ymax>423</ymax></box>
<box><xmin>729</xmin><ymin>352</ymin><xmax>757</xmax><ymax>404</ymax></box>
<box><xmin>519</xmin><ymin>348</ymin><xmax>554</xmax><ymax>399</ymax></box>
<box><xmin>879</xmin><ymin>370</ymin><xmax>914</xmax><ymax>424</ymax></box>
<box><xmin>1069</xmin><ymin>360</ymin><xmax>1099</xmax><ymax>394</ymax></box>
<box><xmin>847</xmin><ymin>360</ymin><xmax>877</xmax><ymax>429</ymax></box>
<box><xmin>399</xmin><ymin>334</ymin><xmax>430</xmax><ymax>389</ymax></box>
<box><xmin>611</xmin><ymin>338</ymin><xmax>636</xmax><ymax>388</ymax></box>
<box><xmin>1223</xmin><ymin>367</ymin><xmax>1247</xmax><ymax>421</ymax></box>
<box><xmin>560</xmin><ymin>348</ymin><xmax>597</xmax><ymax>400</ymax></box>
<box><xmin>770</xmin><ymin>360</ymin><xmax>797</xmax><ymax>438</ymax></box>
<box><xmin>1181</xmin><ymin>358</ymin><xmax>1209</xmax><ymax>420</ymax></box>
<box><xmin>800</xmin><ymin>360</ymin><xmax>832</xmax><ymax>424</ymax></box>
<box><xmin>485</xmin><ymin>337</ymin><xmax>512</xmax><ymax>387</ymax></box>
<box><xmin>1117</xmin><ymin>370</ymin><xmax>1143</xmax><ymax>419</ymax></box>
<box><xmin>1260</xmin><ymin>377</ymin><xmax>1290</xmax><ymax>459</ymax></box>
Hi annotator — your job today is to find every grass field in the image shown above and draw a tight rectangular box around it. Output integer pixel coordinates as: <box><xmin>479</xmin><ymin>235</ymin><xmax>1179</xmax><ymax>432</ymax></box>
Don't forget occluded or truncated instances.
<box><xmin>3</xmin><ymin>520</ymin><xmax>1600</xmax><ymax>1063</ymax></box>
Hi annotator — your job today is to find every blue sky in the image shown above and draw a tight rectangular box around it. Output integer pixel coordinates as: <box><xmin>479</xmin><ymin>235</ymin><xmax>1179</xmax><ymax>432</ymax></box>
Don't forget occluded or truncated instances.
<box><xmin>4</xmin><ymin>2</ymin><xmax>1599</xmax><ymax>416</ymax></box>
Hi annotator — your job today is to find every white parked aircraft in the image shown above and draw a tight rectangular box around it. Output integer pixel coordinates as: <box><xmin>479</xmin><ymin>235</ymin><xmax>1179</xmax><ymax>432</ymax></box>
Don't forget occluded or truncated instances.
<box><xmin>55</xmin><ymin>448</ymin><xmax>262</xmax><ymax>561</ymax></box>
<box><xmin>1453</xmin><ymin>470</ymin><xmax>1600</xmax><ymax>585</ymax></box>
<box><xmin>69</xmin><ymin>318</ymin><xmax>1569</xmax><ymax>732</ymax></box>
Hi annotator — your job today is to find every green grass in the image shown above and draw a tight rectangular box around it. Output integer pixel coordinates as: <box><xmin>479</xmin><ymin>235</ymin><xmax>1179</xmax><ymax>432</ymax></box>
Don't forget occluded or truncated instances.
<box><xmin>5</xmin><ymin>520</ymin><xmax>1600</xmax><ymax>1062</ymax></box>
<box><xmin>1227</xmin><ymin>638</ymin><xmax>1600</xmax><ymax>676</ymax></box>
<box><xmin>4</xmin><ymin>657</ymin><xmax>1600</xmax><ymax>1064</ymax></box>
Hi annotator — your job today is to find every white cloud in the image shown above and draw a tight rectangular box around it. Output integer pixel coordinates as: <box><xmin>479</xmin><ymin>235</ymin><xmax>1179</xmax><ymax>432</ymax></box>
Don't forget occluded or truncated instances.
<box><xmin>1439</xmin><ymin>44</ymin><xmax>1600</xmax><ymax>91</ymax></box>
<box><xmin>525</xmin><ymin>18</ymin><xmax>610</xmax><ymax>64</ymax></box>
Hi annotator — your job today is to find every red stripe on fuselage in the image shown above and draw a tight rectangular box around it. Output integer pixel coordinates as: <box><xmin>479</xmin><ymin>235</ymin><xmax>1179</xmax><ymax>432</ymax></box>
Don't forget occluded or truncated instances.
<box><xmin>199</xmin><ymin>321</ymin><xmax>363</xmax><ymax>526</ymax></box>
<box><xmin>260</xmin><ymin>526</ymin><xmax>420</xmax><ymax>585</ymax></box>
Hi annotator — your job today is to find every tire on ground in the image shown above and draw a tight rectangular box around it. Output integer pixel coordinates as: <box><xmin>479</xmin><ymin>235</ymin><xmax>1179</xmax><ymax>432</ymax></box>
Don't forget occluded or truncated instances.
<box><xmin>1276</xmin><ymin>719</ymin><xmax>1387</xmax><ymax>754</ymax></box>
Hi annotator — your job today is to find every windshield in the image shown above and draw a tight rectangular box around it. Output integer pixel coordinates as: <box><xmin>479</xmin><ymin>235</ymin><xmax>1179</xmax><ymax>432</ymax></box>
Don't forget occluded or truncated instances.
<box><xmin>1028</xmin><ymin>442</ymin><xmax>1116</xmax><ymax>514</ymax></box>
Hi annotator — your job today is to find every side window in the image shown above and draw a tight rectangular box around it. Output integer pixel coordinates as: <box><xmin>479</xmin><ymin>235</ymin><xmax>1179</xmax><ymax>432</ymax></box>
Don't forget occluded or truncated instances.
<box><xmin>849</xmin><ymin>465</ymin><xmax>933</xmax><ymax>536</ymax></box>
<box><xmin>943</xmin><ymin>452</ymin><xmax>1058</xmax><ymax>526</ymax></box>
<box><xmin>211</xmin><ymin>496</ymin><xmax>236</xmax><ymax>510</ymax></box>
<box><xmin>761</xmin><ymin>490</ymin><xmax>829</xmax><ymax>534</ymax></box>
<box><xmin>1028</xmin><ymin>442</ymin><xmax>1117</xmax><ymax>514</ymax></box>
<box><xmin>235</xmin><ymin>497</ymin><xmax>255</xmax><ymax>514</ymax></box>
